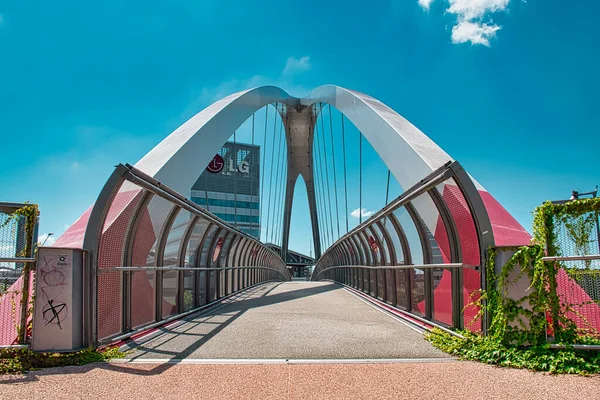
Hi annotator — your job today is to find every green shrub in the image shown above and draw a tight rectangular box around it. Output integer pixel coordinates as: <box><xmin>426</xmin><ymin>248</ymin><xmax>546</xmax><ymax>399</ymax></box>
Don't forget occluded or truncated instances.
<box><xmin>0</xmin><ymin>347</ymin><xmax>124</xmax><ymax>374</ymax></box>
<box><xmin>426</xmin><ymin>328</ymin><xmax>600</xmax><ymax>375</ymax></box>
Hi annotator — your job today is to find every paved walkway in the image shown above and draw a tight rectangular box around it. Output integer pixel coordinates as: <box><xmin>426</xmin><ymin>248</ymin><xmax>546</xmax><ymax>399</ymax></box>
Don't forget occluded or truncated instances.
<box><xmin>2</xmin><ymin>362</ymin><xmax>599</xmax><ymax>399</ymax></box>
<box><xmin>3</xmin><ymin>282</ymin><xmax>599</xmax><ymax>399</ymax></box>
<box><xmin>128</xmin><ymin>281</ymin><xmax>448</xmax><ymax>360</ymax></box>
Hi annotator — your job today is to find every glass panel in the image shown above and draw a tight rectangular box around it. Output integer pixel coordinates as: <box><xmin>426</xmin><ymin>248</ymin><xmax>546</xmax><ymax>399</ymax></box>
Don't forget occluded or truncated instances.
<box><xmin>236</xmin><ymin>239</ymin><xmax>248</xmax><ymax>266</ymax></box>
<box><xmin>412</xmin><ymin>268</ymin><xmax>426</xmax><ymax>316</ymax></box>
<box><xmin>367</xmin><ymin>226</ymin><xmax>383</xmax><ymax>266</ymax></box>
<box><xmin>233</xmin><ymin>267</ymin><xmax>239</xmax><ymax>291</ymax></box>
<box><xmin>199</xmin><ymin>226</ymin><xmax>219</xmax><ymax>266</ymax></box>
<box><xmin>197</xmin><ymin>270</ymin><xmax>206</xmax><ymax>306</ymax></box>
<box><xmin>185</xmin><ymin>219</ymin><xmax>210</xmax><ymax>268</ymax></box>
<box><xmin>384</xmin><ymin>216</ymin><xmax>405</xmax><ymax>264</ymax></box>
<box><xmin>211</xmin><ymin>233</ymin><xmax>226</xmax><ymax>266</ymax></box>
<box><xmin>219</xmin><ymin>234</ymin><xmax>235</xmax><ymax>267</ymax></box>
<box><xmin>393</xmin><ymin>207</ymin><xmax>423</xmax><ymax>265</ymax></box>
<box><xmin>209</xmin><ymin>270</ymin><xmax>217</xmax><ymax>302</ymax></box>
<box><xmin>161</xmin><ymin>209</ymin><xmax>193</xmax><ymax>318</ymax></box>
<box><xmin>411</xmin><ymin>193</ymin><xmax>450</xmax><ymax>264</ymax></box>
<box><xmin>357</xmin><ymin>231</ymin><xmax>372</xmax><ymax>265</ymax></box>
<box><xmin>227</xmin><ymin>236</ymin><xmax>241</xmax><ymax>267</ymax></box>
<box><xmin>395</xmin><ymin>269</ymin><xmax>409</xmax><ymax>310</ymax></box>
<box><xmin>128</xmin><ymin>195</ymin><xmax>176</xmax><ymax>333</ymax></box>
<box><xmin>183</xmin><ymin>267</ymin><xmax>194</xmax><ymax>311</ymax></box>
<box><xmin>377</xmin><ymin>269</ymin><xmax>385</xmax><ymax>300</ymax></box>
<box><xmin>373</xmin><ymin>222</ymin><xmax>391</xmax><ymax>265</ymax></box>
<box><xmin>163</xmin><ymin>209</ymin><xmax>193</xmax><ymax>268</ymax></box>
<box><xmin>162</xmin><ymin>270</ymin><xmax>178</xmax><ymax>318</ymax></box>
<box><xmin>385</xmin><ymin>269</ymin><xmax>395</xmax><ymax>305</ymax></box>
<box><xmin>182</xmin><ymin>218</ymin><xmax>210</xmax><ymax>312</ymax></box>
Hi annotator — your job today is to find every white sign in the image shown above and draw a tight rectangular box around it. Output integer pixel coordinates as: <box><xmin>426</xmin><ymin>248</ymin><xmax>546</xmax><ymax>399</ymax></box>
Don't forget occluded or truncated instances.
<box><xmin>228</xmin><ymin>159</ymin><xmax>250</xmax><ymax>174</ymax></box>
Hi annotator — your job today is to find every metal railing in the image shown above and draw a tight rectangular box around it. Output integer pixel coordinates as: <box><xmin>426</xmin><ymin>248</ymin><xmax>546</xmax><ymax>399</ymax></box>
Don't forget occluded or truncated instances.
<box><xmin>82</xmin><ymin>164</ymin><xmax>290</xmax><ymax>345</ymax></box>
<box><xmin>311</xmin><ymin>161</ymin><xmax>495</xmax><ymax>332</ymax></box>
<box><xmin>544</xmin><ymin>201</ymin><xmax>600</xmax><ymax>340</ymax></box>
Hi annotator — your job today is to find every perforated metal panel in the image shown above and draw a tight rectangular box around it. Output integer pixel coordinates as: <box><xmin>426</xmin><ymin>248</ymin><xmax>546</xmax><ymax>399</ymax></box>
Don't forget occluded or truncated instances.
<box><xmin>97</xmin><ymin>182</ymin><xmax>145</xmax><ymax>340</ymax></box>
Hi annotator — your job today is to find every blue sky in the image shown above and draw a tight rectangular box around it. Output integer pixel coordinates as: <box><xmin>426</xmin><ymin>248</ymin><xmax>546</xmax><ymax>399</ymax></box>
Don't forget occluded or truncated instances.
<box><xmin>1</xmin><ymin>0</ymin><xmax>599</xmax><ymax>256</ymax></box>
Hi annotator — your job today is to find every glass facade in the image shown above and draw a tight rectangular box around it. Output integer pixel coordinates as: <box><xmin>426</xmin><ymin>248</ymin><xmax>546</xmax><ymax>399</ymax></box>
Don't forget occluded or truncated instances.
<box><xmin>190</xmin><ymin>141</ymin><xmax>260</xmax><ymax>239</ymax></box>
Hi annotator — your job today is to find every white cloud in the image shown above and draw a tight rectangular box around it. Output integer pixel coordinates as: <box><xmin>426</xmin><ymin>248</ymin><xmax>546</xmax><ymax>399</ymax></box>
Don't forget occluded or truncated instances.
<box><xmin>418</xmin><ymin>0</ymin><xmax>511</xmax><ymax>46</ymax></box>
<box><xmin>448</xmin><ymin>0</ymin><xmax>510</xmax><ymax>20</ymax></box>
<box><xmin>418</xmin><ymin>0</ymin><xmax>435</xmax><ymax>11</ymax></box>
<box><xmin>452</xmin><ymin>21</ymin><xmax>501</xmax><ymax>46</ymax></box>
<box><xmin>282</xmin><ymin>56</ymin><xmax>312</xmax><ymax>76</ymax></box>
<box><xmin>350</xmin><ymin>207</ymin><xmax>375</xmax><ymax>219</ymax></box>
<box><xmin>38</xmin><ymin>233</ymin><xmax>56</xmax><ymax>247</ymax></box>
<box><xmin>193</xmin><ymin>56</ymin><xmax>312</xmax><ymax>108</ymax></box>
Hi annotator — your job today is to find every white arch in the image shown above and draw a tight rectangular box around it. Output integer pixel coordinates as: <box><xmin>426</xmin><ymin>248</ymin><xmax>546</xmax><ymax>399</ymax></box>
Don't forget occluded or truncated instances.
<box><xmin>134</xmin><ymin>84</ymin><xmax>456</xmax><ymax>195</ymax></box>
<box><xmin>301</xmin><ymin>85</ymin><xmax>455</xmax><ymax>191</ymax></box>
<box><xmin>135</xmin><ymin>86</ymin><xmax>295</xmax><ymax>195</ymax></box>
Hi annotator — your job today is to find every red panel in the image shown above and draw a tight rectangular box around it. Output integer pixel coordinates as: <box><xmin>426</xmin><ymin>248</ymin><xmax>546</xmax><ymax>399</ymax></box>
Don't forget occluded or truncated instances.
<box><xmin>479</xmin><ymin>191</ymin><xmax>531</xmax><ymax>246</ymax></box>
<box><xmin>53</xmin><ymin>206</ymin><xmax>93</xmax><ymax>248</ymax></box>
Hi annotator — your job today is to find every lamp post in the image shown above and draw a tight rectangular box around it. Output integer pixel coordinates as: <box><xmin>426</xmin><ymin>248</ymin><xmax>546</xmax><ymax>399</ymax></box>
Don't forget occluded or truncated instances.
<box><xmin>569</xmin><ymin>186</ymin><xmax>600</xmax><ymax>254</ymax></box>
<box><xmin>40</xmin><ymin>233</ymin><xmax>54</xmax><ymax>246</ymax></box>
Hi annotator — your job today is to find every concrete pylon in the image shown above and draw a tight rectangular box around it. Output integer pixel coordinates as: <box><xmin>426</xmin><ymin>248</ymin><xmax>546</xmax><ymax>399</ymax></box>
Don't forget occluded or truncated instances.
<box><xmin>280</xmin><ymin>104</ymin><xmax>321</xmax><ymax>263</ymax></box>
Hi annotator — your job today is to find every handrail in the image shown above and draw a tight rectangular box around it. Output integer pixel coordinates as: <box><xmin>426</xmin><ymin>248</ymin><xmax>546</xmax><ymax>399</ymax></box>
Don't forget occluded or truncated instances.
<box><xmin>542</xmin><ymin>255</ymin><xmax>600</xmax><ymax>262</ymax></box>
<box><xmin>0</xmin><ymin>258</ymin><xmax>36</xmax><ymax>263</ymax></box>
<box><xmin>97</xmin><ymin>265</ymin><xmax>288</xmax><ymax>274</ymax></box>
<box><xmin>313</xmin><ymin>263</ymin><xmax>476</xmax><ymax>279</ymax></box>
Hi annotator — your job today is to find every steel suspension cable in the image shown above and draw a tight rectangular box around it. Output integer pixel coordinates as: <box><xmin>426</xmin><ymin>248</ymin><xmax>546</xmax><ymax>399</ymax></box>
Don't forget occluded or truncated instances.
<box><xmin>314</xmin><ymin>104</ymin><xmax>329</xmax><ymax>250</ymax></box>
<box><xmin>328</xmin><ymin>104</ymin><xmax>340</xmax><ymax>240</ymax></box>
<box><xmin>259</xmin><ymin>106</ymin><xmax>269</xmax><ymax>239</ymax></box>
<box><xmin>359</xmin><ymin>131</ymin><xmax>362</xmax><ymax>225</ymax></box>
<box><xmin>250</xmin><ymin>113</ymin><xmax>256</xmax><ymax>236</ymax></box>
<box><xmin>312</xmin><ymin>104</ymin><xmax>325</xmax><ymax>252</ymax></box>
<box><xmin>385</xmin><ymin>170</ymin><xmax>391</xmax><ymax>205</ymax></box>
<box><xmin>319</xmin><ymin>103</ymin><xmax>335</xmax><ymax>245</ymax></box>
<box><xmin>265</xmin><ymin>103</ymin><xmax>278</xmax><ymax>243</ymax></box>
<box><xmin>233</xmin><ymin>130</ymin><xmax>238</xmax><ymax>229</ymax></box>
<box><xmin>383</xmin><ymin>169</ymin><xmax>390</xmax><ymax>226</ymax></box>
<box><xmin>276</xmin><ymin>111</ymin><xmax>288</xmax><ymax>247</ymax></box>
<box><xmin>341</xmin><ymin>115</ymin><xmax>349</xmax><ymax>233</ymax></box>
<box><xmin>271</xmin><ymin>105</ymin><xmax>285</xmax><ymax>244</ymax></box>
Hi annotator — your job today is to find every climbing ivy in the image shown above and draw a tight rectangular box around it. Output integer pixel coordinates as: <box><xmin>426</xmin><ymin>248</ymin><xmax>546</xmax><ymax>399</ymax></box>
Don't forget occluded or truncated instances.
<box><xmin>427</xmin><ymin>198</ymin><xmax>600</xmax><ymax>374</ymax></box>
<box><xmin>485</xmin><ymin>245</ymin><xmax>548</xmax><ymax>346</ymax></box>
<box><xmin>0</xmin><ymin>203</ymin><xmax>39</xmax><ymax>344</ymax></box>
<box><xmin>477</xmin><ymin>198</ymin><xmax>600</xmax><ymax>345</ymax></box>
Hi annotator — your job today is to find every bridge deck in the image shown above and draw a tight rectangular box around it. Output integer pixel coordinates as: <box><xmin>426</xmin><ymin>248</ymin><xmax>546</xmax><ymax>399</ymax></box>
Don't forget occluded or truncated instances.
<box><xmin>128</xmin><ymin>281</ymin><xmax>449</xmax><ymax>360</ymax></box>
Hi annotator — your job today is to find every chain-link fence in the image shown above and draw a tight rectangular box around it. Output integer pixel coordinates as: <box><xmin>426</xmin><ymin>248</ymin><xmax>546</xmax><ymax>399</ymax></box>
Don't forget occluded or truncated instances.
<box><xmin>0</xmin><ymin>203</ymin><xmax>38</xmax><ymax>346</ymax></box>
<box><xmin>546</xmin><ymin>203</ymin><xmax>600</xmax><ymax>340</ymax></box>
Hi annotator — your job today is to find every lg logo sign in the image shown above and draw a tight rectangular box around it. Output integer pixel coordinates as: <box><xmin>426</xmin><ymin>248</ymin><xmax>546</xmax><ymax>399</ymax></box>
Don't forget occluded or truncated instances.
<box><xmin>206</xmin><ymin>154</ymin><xmax>250</xmax><ymax>174</ymax></box>
<box><xmin>206</xmin><ymin>154</ymin><xmax>224</xmax><ymax>173</ymax></box>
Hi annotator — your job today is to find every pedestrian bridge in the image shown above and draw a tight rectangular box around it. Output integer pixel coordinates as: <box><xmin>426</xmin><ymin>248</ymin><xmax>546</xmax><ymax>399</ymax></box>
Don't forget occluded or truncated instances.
<box><xmin>20</xmin><ymin>85</ymin><xmax>533</xmax><ymax>353</ymax></box>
